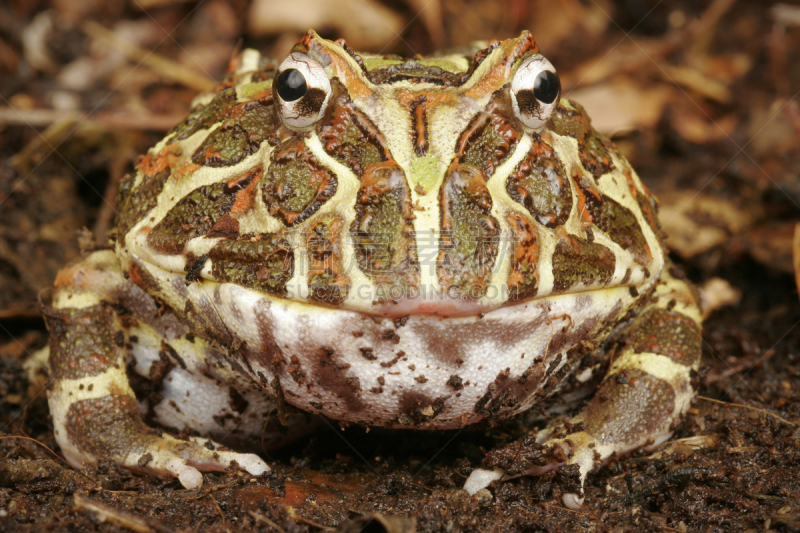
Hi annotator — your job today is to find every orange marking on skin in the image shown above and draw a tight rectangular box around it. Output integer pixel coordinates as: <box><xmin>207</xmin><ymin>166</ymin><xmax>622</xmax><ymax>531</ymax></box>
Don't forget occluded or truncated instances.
<box><xmin>226</xmin><ymin>170</ymin><xmax>255</xmax><ymax>190</ymax></box>
<box><xmin>298</xmin><ymin>30</ymin><xmax>374</xmax><ymax>100</ymax></box>
<box><xmin>505</xmin><ymin>213</ymin><xmax>539</xmax><ymax>293</ymax></box>
<box><xmin>357</xmin><ymin>161</ymin><xmax>403</xmax><ymax>199</ymax></box>
<box><xmin>217</xmin><ymin>78</ymin><xmax>237</xmax><ymax>91</ymax></box>
<box><xmin>622</xmin><ymin>168</ymin><xmax>647</xmax><ymax>202</ymax></box>
<box><xmin>230</xmin><ymin>168</ymin><xmax>264</xmax><ymax>215</ymax></box>
<box><xmin>454</xmin><ymin>98</ymin><xmax>521</xmax><ymax>176</ymax></box>
<box><xmin>282</xmin><ymin>212</ymin><xmax>300</xmax><ymax>226</ymax></box>
<box><xmin>224</xmin><ymin>97</ymin><xmax>272</xmax><ymax>120</ymax></box>
<box><xmin>137</xmin><ymin>147</ymin><xmax>176</xmax><ymax>176</ymax></box>
<box><xmin>455</xmin><ymin>109</ymin><xmax>491</xmax><ymax>158</ymax></box>
<box><xmin>298</xmin><ymin>29</ymin><xmax>318</xmax><ymax>51</ymax></box>
<box><xmin>128</xmin><ymin>261</ymin><xmax>146</xmax><ymax>289</ymax></box>
<box><xmin>623</xmin><ymin>168</ymin><xmax>660</xmax><ymax>234</ymax></box>
<box><xmin>201</xmin><ymin>145</ymin><xmax>224</xmax><ymax>163</ymax></box>
<box><xmin>463</xmin><ymin>33</ymin><xmax>538</xmax><ymax>100</ymax></box>
<box><xmin>334</xmin><ymin>66</ymin><xmax>371</xmax><ymax>100</ymax></box>
<box><xmin>395</xmin><ymin>88</ymin><xmax>461</xmax><ymax>109</ymax></box>
<box><xmin>249</xmin><ymin>89</ymin><xmax>273</xmax><ymax>102</ymax></box>
<box><xmin>571</xmin><ymin>174</ymin><xmax>596</xmax><ymax>230</ymax></box>
<box><xmin>54</xmin><ymin>264</ymin><xmax>107</xmax><ymax>292</ymax></box>
<box><xmin>411</xmin><ymin>97</ymin><xmax>428</xmax><ymax>155</ymax></box>
<box><xmin>136</xmin><ymin>144</ymin><xmax>199</xmax><ymax>182</ymax></box>
<box><xmin>225</xmin><ymin>51</ymin><xmax>242</xmax><ymax>76</ymax></box>
<box><xmin>171</xmin><ymin>161</ymin><xmax>201</xmax><ymax>182</ymax></box>
<box><xmin>54</xmin><ymin>265</ymin><xmax>80</xmax><ymax>289</ymax></box>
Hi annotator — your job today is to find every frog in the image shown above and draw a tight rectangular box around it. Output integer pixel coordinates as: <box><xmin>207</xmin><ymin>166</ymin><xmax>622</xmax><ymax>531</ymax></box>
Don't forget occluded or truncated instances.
<box><xmin>40</xmin><ymin>30</ymin><xmax>702</xmax><ymax>505</ymax></box>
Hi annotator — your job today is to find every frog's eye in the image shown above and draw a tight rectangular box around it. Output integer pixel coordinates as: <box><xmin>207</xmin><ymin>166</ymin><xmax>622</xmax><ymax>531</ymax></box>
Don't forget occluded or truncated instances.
<box><xmin>510</xmin><ymin>55</ymin><xmax>561</xmax><ymax>131</ymax></box>
<box><xmin>274</xmin><ymin>53</ymin><xmax>331</xmax><ymax>130</ymax></box>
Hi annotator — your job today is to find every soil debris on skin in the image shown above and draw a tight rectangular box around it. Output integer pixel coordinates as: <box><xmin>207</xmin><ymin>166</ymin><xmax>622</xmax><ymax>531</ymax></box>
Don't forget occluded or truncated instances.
<box><xmin>1</xmin><ymin>0</ymin><xmax>800</xmax><ymax>531</ymax></box>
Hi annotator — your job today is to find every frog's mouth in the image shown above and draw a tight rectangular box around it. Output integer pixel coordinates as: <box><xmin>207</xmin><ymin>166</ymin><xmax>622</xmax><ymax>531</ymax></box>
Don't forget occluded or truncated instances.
<box><xmin>366</xmin><ymin>289</ymin><xmax>521</xmax><ymax>319</ymax></box>
<box><xmin>126</xmin><ymin>224</ymin><xmax>661</xmax><ymax>320</ymax></box>
<box><xmin>279</xmin><ymin>276</ymin><xmax>656</xmax><ymax>320</ymax></box>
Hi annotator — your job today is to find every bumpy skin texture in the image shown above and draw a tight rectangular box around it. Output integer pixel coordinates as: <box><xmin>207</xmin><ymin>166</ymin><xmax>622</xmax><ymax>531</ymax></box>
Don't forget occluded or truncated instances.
<box><xmin>43</xmin><ymin>30</ymin><xmax>702</xmax><ymax>493</ymax></box>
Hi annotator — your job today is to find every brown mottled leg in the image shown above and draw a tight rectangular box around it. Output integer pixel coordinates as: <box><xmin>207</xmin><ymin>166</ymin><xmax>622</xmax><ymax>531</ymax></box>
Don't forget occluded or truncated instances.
<box><xmin>44</xmin><ymin>251</ymin><xmax>268</xmax><ymax>489</ymax></box>
<box><xmin>465</xmin><ymin>266</ymin><xmax>702</xmax><ymax>505</ymax></box>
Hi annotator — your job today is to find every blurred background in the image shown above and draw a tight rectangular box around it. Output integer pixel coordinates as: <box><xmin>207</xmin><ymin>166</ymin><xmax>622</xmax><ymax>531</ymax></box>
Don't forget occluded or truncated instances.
<box><xmin>0</xmin><ymin>1</ymin><xmax>799</xmax><ymax>531</ymax></box>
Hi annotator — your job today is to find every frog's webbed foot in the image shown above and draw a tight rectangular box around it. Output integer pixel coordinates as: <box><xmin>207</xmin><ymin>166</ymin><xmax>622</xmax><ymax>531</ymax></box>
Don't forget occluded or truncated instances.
<box><xmin>45</xmin><ymin>251</ymin><xmax>269</xmax><ymax>489</ymax></box>
<box><xmin>465</xmin><ymin>267</ymin><xmax>702</xmax><ymax>507</ymax></box>
<box><xmin>56</xmin><ymin>391</ymin><xmax>268</xmax><ymax>489</ymax></box>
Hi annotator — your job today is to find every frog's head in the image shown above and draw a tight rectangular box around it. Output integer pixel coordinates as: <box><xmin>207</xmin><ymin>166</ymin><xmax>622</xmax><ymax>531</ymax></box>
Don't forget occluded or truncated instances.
<box><xmin>273</xmin><ymin>30</ymin><xmax>558</xmax><ymax>193</ymax></box>
<box><xmin>260</xmin><ymin>30</ymin><xmax>662</xmax><ymax>315</ymax></box>
<box><xmin>120</xmin><ymin>31</ymin><xmax>663</xmax><ymax>319</ymax></box>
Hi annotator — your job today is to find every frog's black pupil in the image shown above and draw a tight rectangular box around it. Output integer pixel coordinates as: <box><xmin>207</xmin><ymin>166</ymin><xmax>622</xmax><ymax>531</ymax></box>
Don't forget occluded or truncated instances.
<box><xmin>276</xmin><ymin>69</ymin><xmax>307</xmax><ymax>102</ymax></box>
<box><xmin>534</xmin><ymin>70</ymin><xmax>560</xmax><ymax>104</ymax></box>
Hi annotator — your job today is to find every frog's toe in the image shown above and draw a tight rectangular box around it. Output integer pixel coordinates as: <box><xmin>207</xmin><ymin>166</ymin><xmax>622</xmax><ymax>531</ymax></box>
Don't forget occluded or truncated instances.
<box><xmin>123</xmin><ymin>446</ymin><xmax>205</xmax><ymax>490</ymax></box>
<box><xmin>164</xmin><ymin>457</ymin><xmax>203</xmax><ymax>490</ymax></box>
<box><xmin>183</xmin><ymin>436</ymin><xmax>269</xmax><ymax>476</ymax></box>
<box><xmin>125</xmin><ymin>434</ymin><xmax>270</xmax><ymax>489</ymax></box>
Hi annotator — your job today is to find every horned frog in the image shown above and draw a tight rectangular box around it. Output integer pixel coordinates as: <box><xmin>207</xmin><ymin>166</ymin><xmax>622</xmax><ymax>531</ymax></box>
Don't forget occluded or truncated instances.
<box><xmin>41</xmin><ymin>30</ymin><xmax>701</xmax><ymax>506</ymax></box>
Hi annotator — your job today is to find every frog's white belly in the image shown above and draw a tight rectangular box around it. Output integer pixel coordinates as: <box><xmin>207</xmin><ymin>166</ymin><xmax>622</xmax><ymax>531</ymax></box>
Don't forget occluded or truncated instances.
<box><xmin>140</xmin><ymin>256</ymin><xmax>650</xmax><ymax>428</ymax></box>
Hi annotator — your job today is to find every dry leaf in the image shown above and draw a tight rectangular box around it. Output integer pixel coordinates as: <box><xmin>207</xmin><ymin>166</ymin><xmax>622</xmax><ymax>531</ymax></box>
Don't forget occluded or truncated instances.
<box><xmin>661</xmin><ymin>64</ymin><xmax>732</xmax><ymax>104</ymax></box>
<box><xmin>561</xmin><ymin>36</ymin><xmax>677</xmax><ymax>90</ymax></box>
<box><xmin>404</xmin><ymin>0</ymin><xmax>445</xmax><ymax>48</ymax></box>
<box><xmin>699</xmin><ymin>277</ymin><xmax>741</xmax><ymax>317</ymax></box>
<box><xmin>742</xmin><ymin>222</ymin><xmax>797</xmax><ymax>274</ymax></box>
<box><xmin>21</xmin><ymin>12</ymin><xmax>57</xmax><ymax>73</ymax></box>
<box><xmin>248</xmin><ymin>0</ymin><xmax>405</xmax><ymax>51</ymax></box>
<box><xmin>526</xmin><ymin>0</ymin><xmax>610</xmax><ymax>50</ymax></box>
<box><xmin>134</xmin><ymin>0</ymin><xmax>193</xmax><ymax>8</ymax></box>
<box><xmin>668</xmin><ymin>102</ymin><xmax>738</xmax><ymax>144</ymax></box>
<box><xmin>568</xmin><ymin>80</ymin><xmax>673</xmax><ymax>136</ymax></box>
<box><xmin>689</xmin><ymin>53</ymin><xmax>752</xmax><ymax>85</ymax></box>
<box><xmin>688</xmin><ymin>0</ymin><xmax>736</xmax><ymax>57</ymax></box>
<box><xmin>772</xmin><ymin>3</ymin><xmax>800</xmax><ymax>26</ymax></box>
<box><xmin>658</xmin><ymin>191</ymin><xmax>761</xmax><ymax>259</ymax></box>
<box><xmin>747</xmin><ymin>99</ymin><xmax>800</xmax><ymax>157</ymax></box>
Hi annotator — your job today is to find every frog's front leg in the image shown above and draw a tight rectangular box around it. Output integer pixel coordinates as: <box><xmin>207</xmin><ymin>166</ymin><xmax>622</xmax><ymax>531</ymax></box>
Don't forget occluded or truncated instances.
<box><xmin>465</xmin><ymin>267</ymin><xmax>702</xmax><ymax>506</ymax></box>
<box><xmin>44</xmin><ymin>250</ymin><xmax>268</xmax><ymax>489</ymax></box>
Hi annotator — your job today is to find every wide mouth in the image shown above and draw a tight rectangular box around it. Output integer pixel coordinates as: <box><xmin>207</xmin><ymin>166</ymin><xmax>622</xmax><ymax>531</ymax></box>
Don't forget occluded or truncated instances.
<box><xmin>127</xmin><ymin>233</ymin><xmax>657</xmax><ymax>322</ymax></box>
<box><xmin>274</xmin><ymin>280</ymin><xmax>649</xmax><ymax>320</ymax></box>
<box><xmin>339</xmin><ymin>285</ymin><xmax>511</xmax><ymax>319</ymax></box>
